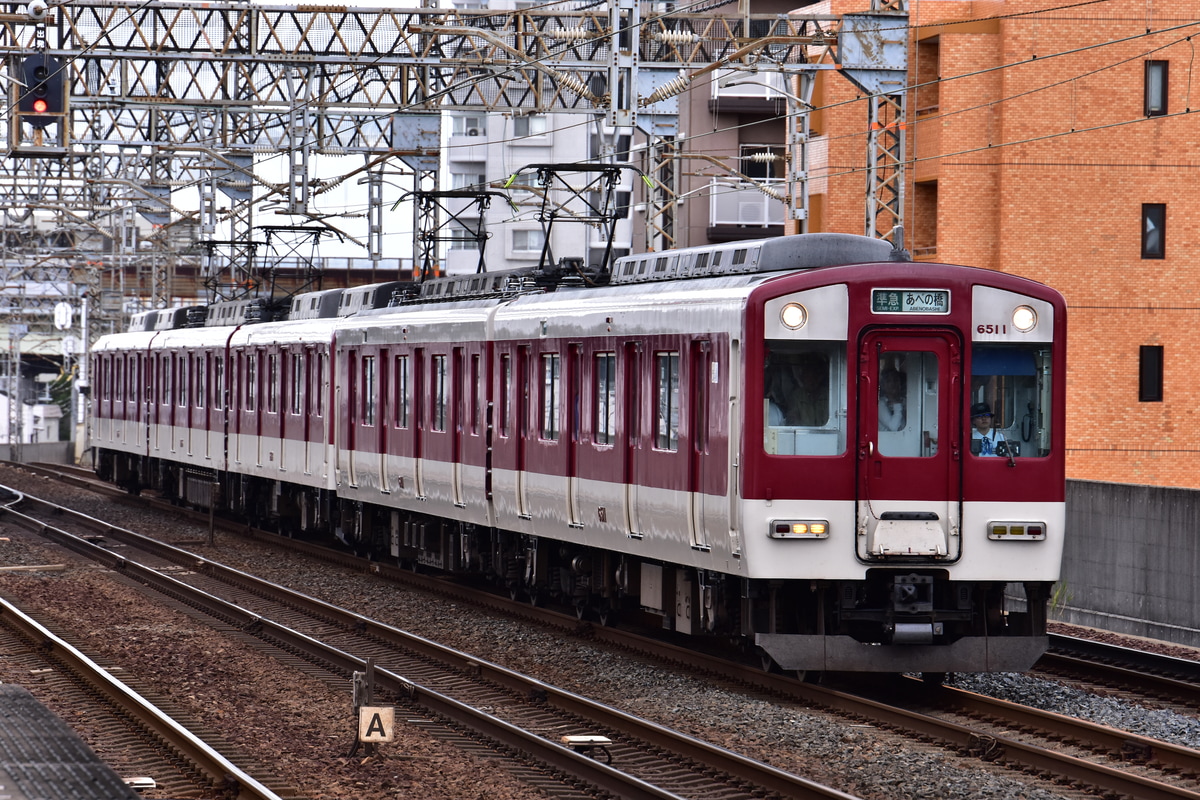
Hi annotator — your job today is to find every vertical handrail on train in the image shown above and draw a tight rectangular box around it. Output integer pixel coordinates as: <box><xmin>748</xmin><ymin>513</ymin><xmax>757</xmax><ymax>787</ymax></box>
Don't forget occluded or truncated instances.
<box><xmin>726</xmin><ymin>339</ymin><xmax>742</xmax><ymax>557</ymax></box>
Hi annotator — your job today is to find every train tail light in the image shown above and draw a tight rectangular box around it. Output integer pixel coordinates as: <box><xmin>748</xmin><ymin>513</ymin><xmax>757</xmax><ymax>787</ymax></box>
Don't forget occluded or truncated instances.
<box><xmin>987</xmin><ymin>522</ymin><xmax>1046</xmax><ymax>541</ymax></box>
<box><xmin>769</xmin><ymin>520</ymin><xmax>829</xmax><ymax>539</ymax></box>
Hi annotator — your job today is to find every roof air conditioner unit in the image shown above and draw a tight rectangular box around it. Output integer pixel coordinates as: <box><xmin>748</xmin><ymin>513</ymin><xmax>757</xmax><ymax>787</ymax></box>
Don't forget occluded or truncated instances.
<box><xmin>466</xmin><ymin>127</ymin><xmax>481</xmax><ymax>136</ymax></box>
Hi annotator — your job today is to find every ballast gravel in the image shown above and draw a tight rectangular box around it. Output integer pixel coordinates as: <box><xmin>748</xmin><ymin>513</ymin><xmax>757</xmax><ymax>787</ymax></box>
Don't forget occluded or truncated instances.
<box><xmin>0</xmin><ymin>466</ymin><xmax>1196</xmax><ymax>800</ymax></box>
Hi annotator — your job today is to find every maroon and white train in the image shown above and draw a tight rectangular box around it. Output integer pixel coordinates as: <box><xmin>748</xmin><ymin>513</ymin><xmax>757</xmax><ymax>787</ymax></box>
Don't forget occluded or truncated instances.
<box><xmin>89</xmin><ymin>233</ymin><xmax>1066</xmax><ymax>675</ymax></box>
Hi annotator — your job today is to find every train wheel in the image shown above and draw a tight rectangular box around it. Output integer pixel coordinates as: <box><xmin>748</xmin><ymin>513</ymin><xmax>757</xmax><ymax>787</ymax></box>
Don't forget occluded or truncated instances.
<box><xmin>596</xmin><ymin>604</ymin><xmax>615</xmax><ymax>627</ymax></box>
<box><xmin>922</xmin><ymin>672</ymin><xmax>947</xmax><ymax>686</ymax></box>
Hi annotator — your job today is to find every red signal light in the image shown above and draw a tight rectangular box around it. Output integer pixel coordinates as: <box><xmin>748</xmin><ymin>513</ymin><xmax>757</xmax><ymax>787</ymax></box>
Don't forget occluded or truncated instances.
<box><xmin>31</xmin><ymin>98</ymin><xmax>48</xmax><ymax>114</ymax></box>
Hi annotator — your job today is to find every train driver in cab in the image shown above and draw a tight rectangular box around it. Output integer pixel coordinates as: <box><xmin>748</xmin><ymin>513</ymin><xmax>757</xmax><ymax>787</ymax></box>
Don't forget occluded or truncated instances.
<box><xmin>969</xmin><ymin>402</ymin><xmax>1007</xmax><ymax>456</ymax></box>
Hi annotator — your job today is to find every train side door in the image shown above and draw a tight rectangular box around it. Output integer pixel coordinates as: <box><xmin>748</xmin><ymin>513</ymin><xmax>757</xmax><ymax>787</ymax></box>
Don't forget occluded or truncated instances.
<box><xmin>688</xmin><ymin>340</ymin><xmax>712</xmax><ymax>550</ymax></box>
<box><xmin>857</xmin><ymin>330</ymin><xmax>962</xmax><ymax>561</ymax></box>
<box><xmin>515</xmin><ymin>345</ymin><xmax>531</xmax><ymax>518</ymax></box>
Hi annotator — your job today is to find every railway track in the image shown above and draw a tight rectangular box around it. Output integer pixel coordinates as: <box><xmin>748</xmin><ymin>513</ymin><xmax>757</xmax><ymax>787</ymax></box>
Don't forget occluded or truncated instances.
<box><xmin>14</xmin><ymin>460</ymin><xmax>1200</xmax><ymax>800</ymax></box>
<box><xmin>0</xmin><ymin>479</ymin><xmax>860</xmax><ymax>800</ymax></box>
<box><xmin>0</xmin><ymin>589</ymin><xmax>291</xmax><ymax>800</ymax></box>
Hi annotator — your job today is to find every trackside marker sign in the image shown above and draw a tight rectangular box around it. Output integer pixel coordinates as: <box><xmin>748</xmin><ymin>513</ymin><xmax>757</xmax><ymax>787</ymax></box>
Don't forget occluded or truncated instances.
<box><xmin>358</xmin><ymin>706</ymin><xmax>395</xmax><ymax>743</ymax></box>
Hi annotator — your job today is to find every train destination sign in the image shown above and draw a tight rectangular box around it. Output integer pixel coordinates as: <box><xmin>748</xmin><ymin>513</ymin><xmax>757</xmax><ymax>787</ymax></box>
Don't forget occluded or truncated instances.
<box><xmin>871</xmin><ymin>289</ymin><xmax>951</xmax><ymax>315</ymax></box>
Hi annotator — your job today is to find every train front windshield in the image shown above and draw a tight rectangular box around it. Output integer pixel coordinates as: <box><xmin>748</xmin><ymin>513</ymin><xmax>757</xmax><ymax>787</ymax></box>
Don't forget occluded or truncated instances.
<box><xmin>763</xmin><ymin>342</ymin><xmax>847</xmax><ymax>456</ymax></box>
<box><xmin>762</xmin><ymin>341</ymin><xmax>1053</xmax><ymax>459</ymax></box>
<box><xmin>969</xmin><ymin>343</ymin><xmax>1053</xmax><ymax>458</ymax></box>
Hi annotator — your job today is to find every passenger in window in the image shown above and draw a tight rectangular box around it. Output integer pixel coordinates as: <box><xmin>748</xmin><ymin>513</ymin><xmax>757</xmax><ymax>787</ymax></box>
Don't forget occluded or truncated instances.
<box><xmin>764</xmin><ymin>353</ymin><xmax>829</xmax><ymax>427</ymax></box>
<box><xmin>765</xmin><ymin>370</ymin><xmax>787</xmax><ymax>426</ymax></box>
<box><xmin>969</xmin><ymin>402</ymin><xmax>1007</xmax><ymax>456</ymax></box>
<box><xmin>878</xmin><ymin>368</ymin><xmax>906</xmax><ymax>431</ymax></box>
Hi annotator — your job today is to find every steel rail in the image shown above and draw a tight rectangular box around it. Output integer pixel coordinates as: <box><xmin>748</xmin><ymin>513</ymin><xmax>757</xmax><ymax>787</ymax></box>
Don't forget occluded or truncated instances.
<box><xmin>0</xmin><ymin>592</ymin><xmax>285</xmax><ymax>800</ymax></box>
<box><xmin>0</xmin><ymin>484</ymin><xmax>861</xmax><ymax>800</ymax></box>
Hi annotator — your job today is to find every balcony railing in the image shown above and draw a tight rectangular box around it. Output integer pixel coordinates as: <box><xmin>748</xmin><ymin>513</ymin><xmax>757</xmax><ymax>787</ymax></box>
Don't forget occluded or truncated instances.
<box><xmin>709</xmin><ymin>179</ymin><xmax>786</xmax><ymax>227</ymax></box>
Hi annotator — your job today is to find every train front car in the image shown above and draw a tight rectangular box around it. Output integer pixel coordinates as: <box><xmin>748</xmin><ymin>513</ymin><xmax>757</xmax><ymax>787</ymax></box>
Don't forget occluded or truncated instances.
<box><xmin>745</xmin><ymin>249</ymin><xmax>1066</xmax><ymax>675</ymax></box>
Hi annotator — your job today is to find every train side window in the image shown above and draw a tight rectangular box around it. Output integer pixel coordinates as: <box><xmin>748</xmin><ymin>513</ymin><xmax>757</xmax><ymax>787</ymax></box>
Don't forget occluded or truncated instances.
<box><xmin>432</xmin><ymin>354</ymin><xmax>448</xmax><ymax>432</ymax></box>
<box><xmin>113</xmin><ymin>357</ymin><xmax>121</xmax><ymax>402</ymax></box>
<box><xmin>470</xmin><ymin>353</ymin><xmax>482</xmax><ymax>435</ymax></box>
<box><xmin>362</xmin><ymin>355</ymin><xmax>376</xmax><ymax>425</ymax></box>
<box><xmin>970</xmin><ymin>344</ymin><xmax>1053</xmax><ymax>457</ymax></box>
<box><xmin>654</xmin><ymin>351</ymin><xmax>680</xmax><ymax>451</ymax></box>
<box><xmin>394</xmin><ymin>354</ymin><xmax>409</xmax><ymax>427</ymax></box>
<box><xmin>764</xmin><ymin>343</ymin><xmax>845</xmax><ymax>456</ymax></box>
<box><xmin>315</xmin><ymin>353</ymin><xmax>325</xmax><ymax>417</ymax></box>
<box><xmin>540</xmin><ymin>353</ymin><xmax>560</xmax><ymax>441</ymax></box>
<box><xmin>594</xmin><ymin>352</ymin><xmax>616</xmax><ymax>445</ymax></box>
<box><xmin>499</xmin><ymin>354</ymin><xmax>511</xmax><ymax>437</ymax></box>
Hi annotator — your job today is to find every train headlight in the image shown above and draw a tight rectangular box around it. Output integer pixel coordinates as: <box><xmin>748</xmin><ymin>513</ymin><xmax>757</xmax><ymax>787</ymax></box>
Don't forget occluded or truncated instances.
<box><xmin>987</xmin><ymin>521</ymin><xmax>1045</xmax><ymax>541</ymax></box>
<box><xmin>1012</xmin><ymin>305</ymin><xmax>1037</xmax><ymax>332</ymax></box>
<box><xmin>769</xmin><ymin>519</ymin><xmax>829</xmax><ymax>539</ymax></box>
<box><xmin>780</xmin><ymin>302</ymin><xmax>807</xmax><ymax>330</ymax></box>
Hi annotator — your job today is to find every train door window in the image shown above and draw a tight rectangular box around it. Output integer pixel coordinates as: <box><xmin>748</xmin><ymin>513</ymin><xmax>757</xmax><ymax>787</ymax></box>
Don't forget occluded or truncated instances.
<box><xmin>763</xmin><ymin>343</ymin><xmax>846</xmax><ymax>456</ymax></box>
<box><xmin>499</xmin><ymin>354</ymin><xmax>511</xmax><ymax>438</ymax></box>
<box><xmin>214</xmin><ymin>357</ymin><xmax>224</xmax><ymax>410</ymax></box>
<box><xmin>362</xmin><ymin>355</ymin><xmax>376</xmax><ymax>426</ymax></box>
<box><xmin>246</xmin><ymin>353</ymin><xmax>257</xmax><ymax>412</ymax></box>
<box><xmin>178</xmin><ymin>354</ymin><xmax>187</xmax><ymax>407</ymax></box>
<box><xmin>432</xmin><ymin>354</ymin><xmax>448</xmax><ymax>432</ymax></box>
<box><xmin>266</xmin><ymin>354</ymin><xmax>279</xmax><ymax>414</ymax></box>
<box><xmin>290</xmin><ymin>353</ymin><xmax>302</xmax><ymax>415</ymax></box>
<box><xmin>1142</xmin><ymin>203</ymin><xmax>1165</xmax><ymax>259</ymax></box>
<box><xmin>394</xmin><ymin>354</ymin><xmax>409</xmax><ymax>427</ymax></box>
<box><xmin>315</xmin><ymin>353</ymin><xmax>325</xmax><ymax>417</ymax></box>
<box><xmin>540</xmin><ymin>353</ymin><xmax>560</xmax><ymax>440</ymax></box>
<box><xmin>594</xmin><ymin>352</ymin><xmax>616</xmax><ymax>445</ymax></box>
<box><xmin>877</xmin><ymin>351</ymin><xmax>938</xmax><ymax>458</ymax></box>
<box><xmin>654</xmin><ymin>351</ymin><xmax>680</xmax><ymax>451</ymax></box>
<box><xmin>196</xmin><ymin>354</ymin><xmax>206</xmax><ymax>409</ymax></box>
<box><xmin>470</xmin><ymin>353</ymin><xmax>482</xmax><ymax>435</ymax></box>
<box><xmin>970</xmin><ymin>343</ymin><xmax>1053</xmax><ymax>457</ymax></box>
<box><xmin>113</xmin><ymin>357</ymin><xmax>121</xmax><ymax>402</ymax></box>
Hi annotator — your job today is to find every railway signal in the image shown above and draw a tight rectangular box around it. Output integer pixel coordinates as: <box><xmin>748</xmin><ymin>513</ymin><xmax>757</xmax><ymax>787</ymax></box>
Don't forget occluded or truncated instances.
<box><xmin>18</xmin><ymin>53</ymin><xmax>64</xmax><ymax>129</ymax></box>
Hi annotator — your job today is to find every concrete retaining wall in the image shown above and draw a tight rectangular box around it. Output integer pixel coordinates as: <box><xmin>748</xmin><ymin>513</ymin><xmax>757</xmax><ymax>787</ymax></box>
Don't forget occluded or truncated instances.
<box><xmin>1055</xmin><ymin>480</ymin><xmax>1200</xmax><ymax>649</ymax></box>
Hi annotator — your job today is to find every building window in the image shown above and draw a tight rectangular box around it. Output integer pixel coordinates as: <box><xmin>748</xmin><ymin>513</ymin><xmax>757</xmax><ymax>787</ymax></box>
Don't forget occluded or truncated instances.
<box><xmin>513</xmin><ymin>229</ymin><xmax>545</xmax><ymax>253</ymax></box>
<box><xmin>1142</xmin><ymin>203</ymin><xmax>1165</xmax><ymax>259</ymax></box>
<box><xmin>514</xmin><ymin>115</ymin><xmax>547</xmax><ymax>137</ymax></box>
<box><xmin>540</xmin><ymin>353</ymin><xmax>560</xmax><ymax>440</ymax></box>
<box><xmin>451</xmin><ymin>164</ymin><xmax>487</xmax><ymax>191</ymax></box>
<box><xmin>741</xmin><ymin>144</ymin><xmax>785</xmax><ymax>180</ymax></box>
<box><xmin>1139</xmin><ymin>345</ymin><xmax>1164</xmax><ymax>402</ymax></box>
<box><xmin>447</xmin><ymin>222</ymin><xmax>483</xmax><ymax>251</ymax></box>
<box><xmin>1145</xmin><ymin>61</ymin><xmax>1168</xmax><ymax>117</ymax></box>
<box><xmin>451</xmin><ymin>115</ymin><xmax>485</xmax><ymax>136</ymax></box>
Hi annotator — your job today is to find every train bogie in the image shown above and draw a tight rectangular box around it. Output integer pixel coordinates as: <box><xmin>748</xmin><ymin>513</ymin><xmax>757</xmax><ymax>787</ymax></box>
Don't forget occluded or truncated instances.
<box><xmin>90</xmin><ymin>233</ymin><xmax>1066</xmax><ymax>675</ymax></box>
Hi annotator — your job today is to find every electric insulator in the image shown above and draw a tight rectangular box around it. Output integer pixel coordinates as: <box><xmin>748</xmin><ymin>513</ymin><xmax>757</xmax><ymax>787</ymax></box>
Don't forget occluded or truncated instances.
<box><xmin>556</xmin><ymin>73</ymin><xmax>596</xmax><ymax>101</ymax></box>
<box><xmin>552</xmin><ymin>27</ymin><xmax>594</xmax><ymax>40</ymax></box>
<box><xmin>641</xmin><ymin>74</ymin><xmax>690</xmax><ymax>105</ymax></box>
<box><xmin>654</xmin><ymin>30</ymin><xmax>699</xmax><ymax>44</ymax></box>
<box><xmin>749</xmin><ymin>152</ymin><xmax>780</xmax><ymax>163</ymax></box>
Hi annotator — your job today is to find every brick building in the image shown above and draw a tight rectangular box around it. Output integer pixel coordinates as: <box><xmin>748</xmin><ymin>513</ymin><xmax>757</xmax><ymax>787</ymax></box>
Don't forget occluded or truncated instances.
<box><xmin>803</xmin><ymin>0</ymin><xmax>1199</xmax><ymax>488</ymax></box>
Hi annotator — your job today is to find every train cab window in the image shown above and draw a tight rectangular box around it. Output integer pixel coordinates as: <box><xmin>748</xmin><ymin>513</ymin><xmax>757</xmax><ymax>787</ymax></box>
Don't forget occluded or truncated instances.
<box><xmin>540</xmin><ymin>353</ymin><xmax>561</xmax><ymax>441</ymax></box>
<box><xmin>432</xmin><ymin>355</ymin><xmax>447</xmax><ymax>432</ymax></box>
<box><xmin>877</xmin><ymin>352</ymin><xmax>938</xmax><ymax>458</ymax></box>
<box><xmin>654</xmin><ymin>351</ymin><xmax>680</xmax><ymax>451</ymax></box>
<box><xmin>594</xmin><ymin>352</ymin><xmax>617</xmax><ymax>445</ymax></box>
<box><xmin>763</xmin><ymin>343</ymin><xmax>845</xmax><ymax>456</ymax></box>
<box><xmin>970</xmin><ymin>344</ymin><xmax>1053</xmax><ymax>458</ymax></box>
